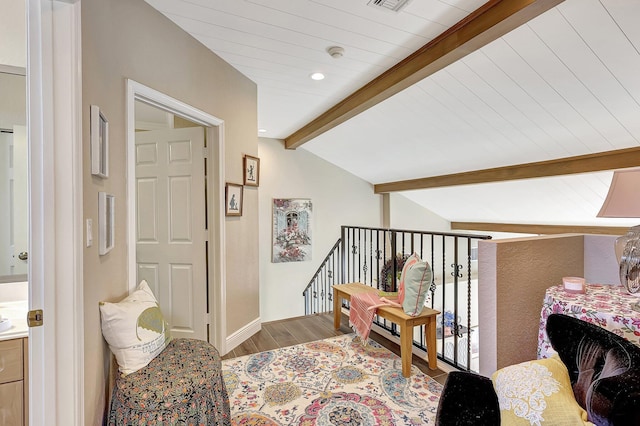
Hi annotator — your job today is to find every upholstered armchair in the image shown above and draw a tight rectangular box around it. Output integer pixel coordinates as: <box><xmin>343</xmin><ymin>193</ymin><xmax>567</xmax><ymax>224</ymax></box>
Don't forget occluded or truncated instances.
<box><xmin>436</xmin><ymin>314</ymin><xmax>640</xmax><ymax>425</ymax></box>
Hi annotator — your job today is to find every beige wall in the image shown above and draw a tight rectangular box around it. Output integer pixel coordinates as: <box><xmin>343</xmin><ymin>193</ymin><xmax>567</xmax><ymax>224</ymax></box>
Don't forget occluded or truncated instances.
<box><xmin>477</xmin><ymin>234</ymin><xmax>621</xmax><ymax>376</ymax></box>
<box><xmin>258</xmin><ymin>138</ymin><xmax>384</xmax><ymax>321</ymax></box>
<box><xmin>388</xmin><ymin>193</ymin><xmax>450</xmax><ymax>232</ymax></box>
<box><xmin>478</xmin><ymin>234</ymin><xmax>584</xmax><ymax>374</ymax></box>
<box><xmin>0</xmin><ymin>0</ymin><xmax>26</xmax><ymax>68</ymax></box>
<box><xmin>257</xmin><ymin>138</ymin><xmax>456</xmax><ymax>322</ymax></box>
<box><xmin>81</xmin><ymin>0</ymin><xmax>258</xmax><ymax>423</ymax></box>
<box><xmin>0</xmin><ymin>73</ymin><xmax>26</xmax><ymax>129</ymax></box>
<box><xmin>584</xmin><ymin>234</ymin><xmax>619</xmax><ymax>284</ymax></box>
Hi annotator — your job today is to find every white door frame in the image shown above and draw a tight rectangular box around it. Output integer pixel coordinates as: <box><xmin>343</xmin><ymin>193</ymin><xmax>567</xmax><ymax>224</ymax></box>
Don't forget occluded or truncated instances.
<box><xmin>28</xmin><ymin>0</ymin><xmax>84</xmax><ymax>425</ymax></box>
<box><xmin>126</xmin><ymin>80</ymin><xmax>227</xmax><ymax>353</ymax></box>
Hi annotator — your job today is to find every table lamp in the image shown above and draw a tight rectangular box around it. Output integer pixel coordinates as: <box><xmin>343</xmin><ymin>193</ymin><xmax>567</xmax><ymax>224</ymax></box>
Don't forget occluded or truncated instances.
<box><xmin>597</xmin><ymin>168</ymin><xmax>640</xmax><ymax>304</ymax></box>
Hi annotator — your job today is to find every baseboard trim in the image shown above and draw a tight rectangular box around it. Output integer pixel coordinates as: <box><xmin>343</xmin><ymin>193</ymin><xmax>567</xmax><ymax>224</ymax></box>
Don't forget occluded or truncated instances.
<box><xmin>225</xmin><ymin>317</ymin><xmax>261</xmax><ymax>354</ymax></box>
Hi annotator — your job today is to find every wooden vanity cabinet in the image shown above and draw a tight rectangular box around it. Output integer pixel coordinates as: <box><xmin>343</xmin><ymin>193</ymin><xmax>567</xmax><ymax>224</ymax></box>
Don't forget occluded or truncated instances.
<box><xmin>0</xmin><ymin>338</ymin><xmax>27</xmax><ymax>426</ymax></box>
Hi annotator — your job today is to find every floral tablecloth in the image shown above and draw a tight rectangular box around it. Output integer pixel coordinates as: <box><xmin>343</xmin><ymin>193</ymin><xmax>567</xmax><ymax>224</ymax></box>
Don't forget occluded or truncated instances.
<box><xmin>538</xmin><ymin>283</ymin><xmax>640</xmax><ymax>359</ymax></box>
<box><xmin>108</xmin><ymin>338</ymin><xmax>230</xmax><ymax>425</ymax></box>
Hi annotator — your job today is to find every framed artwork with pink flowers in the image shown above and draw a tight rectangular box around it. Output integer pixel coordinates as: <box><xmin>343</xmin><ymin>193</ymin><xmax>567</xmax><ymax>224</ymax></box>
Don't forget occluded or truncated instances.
<box><xmin>272</xmin><ymin>198</ymin><xmax>312</xmax><ymax>263</ymax></box>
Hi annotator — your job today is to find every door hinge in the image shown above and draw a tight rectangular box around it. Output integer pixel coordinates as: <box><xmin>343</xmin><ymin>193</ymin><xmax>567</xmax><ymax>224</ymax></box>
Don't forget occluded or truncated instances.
<box><xmin>27</xmin><ymin>309</ymin><xmax>44</xmax><ymax>327</ymax></box>
<box><xmin>204</xmin><ymin>312</ymin><xmax>211</xmax><ymax>325</ymax></box>
<box><xmin>204</xmin><ymin>229</ymin><xmax>209</xmax><ymax>242</ymax></box>
<box><xmin>202</xmin><ymin>147</ymin><xmax>209</xmax><ymax>158</ymax></box>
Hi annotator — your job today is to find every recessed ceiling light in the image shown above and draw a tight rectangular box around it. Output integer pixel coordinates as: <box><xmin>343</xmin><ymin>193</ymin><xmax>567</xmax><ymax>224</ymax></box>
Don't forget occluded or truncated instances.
<box><xmin>310</xmin><ymin>72</ymin><xmax>325</xmax><ymax>81</ymax></box>
<box><xmin>258</xmin><ymin>129</ymin><xmax>267</xmax><ymax>133</ymax></box>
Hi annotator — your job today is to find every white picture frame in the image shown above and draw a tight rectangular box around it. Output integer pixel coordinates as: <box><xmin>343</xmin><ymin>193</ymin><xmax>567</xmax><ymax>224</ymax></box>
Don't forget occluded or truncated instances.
<box><xmin>98</xmin><ymin>192</ymin><xmax>115</xmax><ymax>255</ymax></box>
<box><xmin>91</xmin><ymin>104</ymin><xmax>109</xmax><ymax>178</ymax></box>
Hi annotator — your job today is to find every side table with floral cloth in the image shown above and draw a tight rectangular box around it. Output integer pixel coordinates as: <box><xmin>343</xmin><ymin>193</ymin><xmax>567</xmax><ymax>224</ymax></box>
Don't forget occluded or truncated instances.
<box><xmin>538</xmin><ymin>283</ymin><xmax>640</xmax><ymax>359</ymax></box>
<box><xmin>108</xmin><ymin>338</ymin><xmax>231</xmax><ymax>425</ymax></box>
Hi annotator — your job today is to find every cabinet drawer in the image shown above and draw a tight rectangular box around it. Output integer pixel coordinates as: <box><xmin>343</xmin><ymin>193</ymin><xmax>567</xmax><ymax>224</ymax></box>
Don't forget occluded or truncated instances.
<box><xmin>0</xmin><ymin>339</ymin><xmax>23</xmax><ymax>384</ymax></box>
<box><xmin>0</xmin><ymin>381</ymin><xmax>24</xmax><ymax>425</ymax></box>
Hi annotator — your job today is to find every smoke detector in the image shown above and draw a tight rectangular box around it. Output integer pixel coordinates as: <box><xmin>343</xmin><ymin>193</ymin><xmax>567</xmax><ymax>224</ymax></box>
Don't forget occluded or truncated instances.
<box><xmin>367</xmin><ymin>0</ymin><xmax>411</xmax><ymax>12</ymax></box>
<box><xmin>327</xmin><ymin>46</ymin><xmax>345</xmax><ymax>59</ymax></box>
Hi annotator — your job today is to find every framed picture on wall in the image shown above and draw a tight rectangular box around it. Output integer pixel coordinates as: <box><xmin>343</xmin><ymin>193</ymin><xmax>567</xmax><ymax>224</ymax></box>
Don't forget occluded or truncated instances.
<box><xmin>90</xmin><ymin>105</ymin><xmax>109</xmax><ymax>178</ymax></box>
<box><xmin>243</xmin><ymin>155</ymin><xmax>260</xmax><ymax>187</ymax></box>
<box><xmin>272</xmin><ymin>198</ymin><xmax>312</xmax><ymax>263</ymax></box>
<box><xmin>225</xmin><ymin>183</ymin><xmax>243</xmax><ymax>216</ymax></box>
<box><xmin>98</xmin><ymin>191</ymin><xmax>115</xmax><ymax>255</ymax></box>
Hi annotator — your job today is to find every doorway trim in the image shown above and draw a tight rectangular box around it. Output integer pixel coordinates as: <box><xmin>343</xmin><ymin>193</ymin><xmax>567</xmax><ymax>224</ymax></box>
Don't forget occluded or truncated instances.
<box><xmin>28</xmin><ymin>0</ymin><xmax>84</xmax><ymax>424</ymax></box>
<box><xmin>126</xmin><ymin>80</ymin><xmax>227</xmax><ymax>352</ymax></box>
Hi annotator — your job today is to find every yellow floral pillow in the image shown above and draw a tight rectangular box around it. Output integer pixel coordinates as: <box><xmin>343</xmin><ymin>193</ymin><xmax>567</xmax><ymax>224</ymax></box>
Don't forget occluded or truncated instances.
<box><xmin>491</xmin><ymin>356</ymin><xmax>594</xmax><ymax>425</ymax></box>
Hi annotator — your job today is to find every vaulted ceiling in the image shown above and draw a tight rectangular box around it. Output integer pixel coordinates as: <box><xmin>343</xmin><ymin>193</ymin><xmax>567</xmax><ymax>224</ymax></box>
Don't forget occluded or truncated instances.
<box><xmin>145</xmin><ymin>0</ymin><xmax>640</xmax><ymax>232</ymax></box>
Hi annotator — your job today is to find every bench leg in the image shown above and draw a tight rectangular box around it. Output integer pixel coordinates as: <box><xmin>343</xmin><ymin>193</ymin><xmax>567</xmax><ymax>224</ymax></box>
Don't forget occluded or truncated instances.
<box><xmin>400</xmin><ymin>323</ymin><xmax>413</xmax><ymax>378</ymax></box>
<box><xmin>333</xmin><ymin>291</ymin><xmax>341</xmax><ymax>330</ymax></box>
<box><xmin>425</xmin><ymin>318</ymin><xmax>437</xmax><ymax>370</ymax></box>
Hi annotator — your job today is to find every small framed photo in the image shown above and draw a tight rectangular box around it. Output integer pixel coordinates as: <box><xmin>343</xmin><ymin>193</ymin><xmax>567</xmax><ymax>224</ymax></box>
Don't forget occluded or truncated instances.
<box><xmin>91</xmin><ymin>105</ymin><xmax>109</xmax><ymax>178</ymax></box>
<box><xmin>98</xmin><ymin>191</ymin><xmax>115</xmax><ymax>255</ymax></box>
<box><xmin>225</xmin><ymin>183</ymin><xmax>243</xmax><ymax>216</ymax></box>
<box><xmin>243</xmin><ymin>155</ymin><xmax>260</xmax><ymax>187</ymax></box>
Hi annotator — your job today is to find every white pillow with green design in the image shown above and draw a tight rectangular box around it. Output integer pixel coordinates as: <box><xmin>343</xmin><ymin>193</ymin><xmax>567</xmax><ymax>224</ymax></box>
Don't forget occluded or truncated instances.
<box><xmin>99</xmin><ymin>280</ymin><xmax>171</xmax><ymax>375</ymax></box>
<box><xmin>402</xmin><ymin>256</ymin><xmax>432</xmax><ymax>316</ymax></box>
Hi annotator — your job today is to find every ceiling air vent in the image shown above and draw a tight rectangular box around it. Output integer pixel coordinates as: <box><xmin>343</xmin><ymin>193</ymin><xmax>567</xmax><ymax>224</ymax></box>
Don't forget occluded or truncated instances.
<box><xmin>367</xmin><ymin>0</ymin><xmax>411</xmax><ymax>12</ymax></box>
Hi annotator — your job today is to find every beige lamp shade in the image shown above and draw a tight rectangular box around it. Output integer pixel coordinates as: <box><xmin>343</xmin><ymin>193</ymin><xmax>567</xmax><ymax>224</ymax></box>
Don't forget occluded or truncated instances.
<box><xmin>598</xmin><ymin>168</ymin><xmax>640</xmax><ymax>297</ymax></box>
<box><xmin>597</xmin><ymin>168</ymin><xmax>640</xmax><ymax>218</ymax></box>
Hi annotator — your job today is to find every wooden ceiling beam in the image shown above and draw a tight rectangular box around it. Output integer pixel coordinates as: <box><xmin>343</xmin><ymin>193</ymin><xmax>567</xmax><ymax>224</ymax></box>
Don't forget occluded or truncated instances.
<box><xmin>451</xmin><ymin>222</ymin><xmax>629</xmax><ymax>236</ymax></box>
<box><xmin>374</xmin><ymin>146</ymin><xmax>640</xmax><ymax>193</ymax></box>
<box><xmin>284</xmin><ymin>0</ymin><xmax>565</xmax><ymax>149</ymax></box>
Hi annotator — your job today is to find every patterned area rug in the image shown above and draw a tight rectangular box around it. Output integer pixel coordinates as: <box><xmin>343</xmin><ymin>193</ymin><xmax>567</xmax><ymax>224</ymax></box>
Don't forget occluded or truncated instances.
<box><xmin>221</xmin><ymin>333</ymin><xmax>443</xmax><ymax>425</ymax></box>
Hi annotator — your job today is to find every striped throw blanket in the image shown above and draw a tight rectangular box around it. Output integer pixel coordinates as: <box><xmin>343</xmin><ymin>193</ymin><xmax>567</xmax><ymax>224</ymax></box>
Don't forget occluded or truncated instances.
<box><xmin>348</xmin><ymin>291</ymin><xmax>382</xmax><ymax>345</ymax></box>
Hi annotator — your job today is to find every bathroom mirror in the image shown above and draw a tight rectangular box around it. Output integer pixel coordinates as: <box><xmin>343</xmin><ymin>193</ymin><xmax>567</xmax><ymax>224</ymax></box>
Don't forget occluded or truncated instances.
<box><xmin>0</xmin><ymin>69</ymin><xmax>28</xmax><ymax>283</ymax></box>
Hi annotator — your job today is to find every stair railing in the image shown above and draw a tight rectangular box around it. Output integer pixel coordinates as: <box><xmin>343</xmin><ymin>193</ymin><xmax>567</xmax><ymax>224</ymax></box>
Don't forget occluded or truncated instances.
<box><xmin>302</xmin><ymin>238</ymin><xmax>342</xmax><ymax>315</ymax></box>
<box><xmin>303</xmin><ymin>225</ymin><xmax>491</xmax><ymax>372</ymax></box>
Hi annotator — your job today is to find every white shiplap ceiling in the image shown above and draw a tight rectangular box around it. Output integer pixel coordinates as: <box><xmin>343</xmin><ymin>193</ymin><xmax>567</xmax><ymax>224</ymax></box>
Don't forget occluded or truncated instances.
<box><xmin>145</xmin><ymin>0</ymin><xmax>640</xmax><ymax>229</ymax></box>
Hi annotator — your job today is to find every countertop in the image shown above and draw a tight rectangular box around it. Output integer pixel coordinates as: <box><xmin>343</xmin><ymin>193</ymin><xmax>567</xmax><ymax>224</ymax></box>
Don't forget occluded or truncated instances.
<box><xmin>0</xmin><ymin>300</ymin><xmax>28</xmax><ymax>341</ymax></box>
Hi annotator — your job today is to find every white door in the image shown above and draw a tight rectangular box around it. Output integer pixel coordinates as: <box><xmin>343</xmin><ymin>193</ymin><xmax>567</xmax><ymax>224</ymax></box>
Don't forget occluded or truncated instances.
<box><xmin>0</xmin><ymin>131</ymin><xmax>12</xmax><ymax>276</ymax></box>
<box><xmin>0</xmin><ymin>126</ymin><xmax>27</xmax><ymax>277</ymax></box>
<box><xmin>12</xmin><ymin>125</ymin><xmax>28</xmax><ymax>275</ymax></box>
<box><xmin>135</xmin><ymin>126</ymin><xmax>208</xmax><ymax>341</ymax></box>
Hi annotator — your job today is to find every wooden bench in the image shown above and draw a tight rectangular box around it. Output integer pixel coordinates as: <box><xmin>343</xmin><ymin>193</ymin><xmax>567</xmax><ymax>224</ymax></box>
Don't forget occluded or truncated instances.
<box><xmin>333</xmin><ymin>282</ymin><xmax>440</xmax><ymax>378</ymax></box>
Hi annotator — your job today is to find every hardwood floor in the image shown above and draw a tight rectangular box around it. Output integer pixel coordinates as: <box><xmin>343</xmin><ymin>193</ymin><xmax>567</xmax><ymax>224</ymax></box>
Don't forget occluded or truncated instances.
<box><xmin>221</xmin><ymin>312</ymin><xmax>449</xmax><ymax>385</ymax></box>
